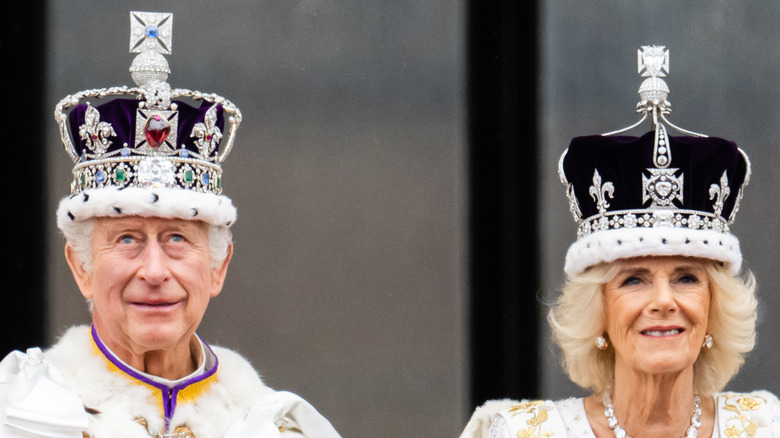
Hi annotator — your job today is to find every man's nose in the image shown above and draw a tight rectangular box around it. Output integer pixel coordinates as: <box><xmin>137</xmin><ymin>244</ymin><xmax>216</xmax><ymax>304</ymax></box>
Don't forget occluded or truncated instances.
<box><xmin>137</xmin><ymin>239</ymin><xmax>168</xmax><ymax>285</ymax></box>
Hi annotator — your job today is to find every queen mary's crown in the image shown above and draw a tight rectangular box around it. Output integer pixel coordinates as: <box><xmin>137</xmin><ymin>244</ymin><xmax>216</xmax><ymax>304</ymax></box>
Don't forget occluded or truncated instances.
<box><xmin>54</xmin><ymin>11</ymin><xmax>241</xmax><ymax>229</ymax></box>
<box><xmin>558</xmin><ymin>46</ymin><xmax>751</xmax><ymax>277</ymax></box>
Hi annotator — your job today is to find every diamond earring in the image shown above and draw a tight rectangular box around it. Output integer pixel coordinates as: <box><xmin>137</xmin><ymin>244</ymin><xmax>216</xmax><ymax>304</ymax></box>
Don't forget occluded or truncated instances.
<box><xmin>703</xmin><ymin>334</ymin><xmax>713</xmax><ymax>349</ymax></box>
<box><xmin>595</xmin><ymin>336</ymin><xmax>609</xmax><ymax>350</ymax></box>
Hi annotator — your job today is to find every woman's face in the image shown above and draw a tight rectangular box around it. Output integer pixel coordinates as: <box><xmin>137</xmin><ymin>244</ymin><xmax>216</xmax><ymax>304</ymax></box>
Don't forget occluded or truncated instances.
<box><xmin>603</xmin><ymin>256</ymin><xmax>711</xmax><ymax>378</ymax></box>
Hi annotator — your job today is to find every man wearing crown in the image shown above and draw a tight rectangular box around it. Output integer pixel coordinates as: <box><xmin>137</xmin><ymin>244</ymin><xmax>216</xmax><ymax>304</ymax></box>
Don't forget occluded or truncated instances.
<box><xmin>0</xmin><ymin>12</ymin><xmax>340</xmax><ymax>438</ymax></box>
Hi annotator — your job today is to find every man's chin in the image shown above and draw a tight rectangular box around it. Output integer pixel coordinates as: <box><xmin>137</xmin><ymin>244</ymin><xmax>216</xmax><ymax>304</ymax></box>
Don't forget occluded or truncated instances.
<box><xmin>128</xmin><ymin>325</ymin><xmax>193</xmax><ymax>353</ymax></box>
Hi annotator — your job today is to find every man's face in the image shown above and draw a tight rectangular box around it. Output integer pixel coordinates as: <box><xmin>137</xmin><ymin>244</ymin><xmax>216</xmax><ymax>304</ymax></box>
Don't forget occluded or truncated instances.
<box><xmin>67</xmin><ymin>216</ymin><xmax>231</xmax><ymax>359</ymax></box>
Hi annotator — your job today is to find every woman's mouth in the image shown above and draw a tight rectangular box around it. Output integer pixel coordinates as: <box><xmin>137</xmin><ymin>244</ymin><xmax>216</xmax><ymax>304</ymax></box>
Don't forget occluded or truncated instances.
<box><xmin>641</xmin><ymin>328</ymin><xmax>683</xmax><ymax>337</ymax></box>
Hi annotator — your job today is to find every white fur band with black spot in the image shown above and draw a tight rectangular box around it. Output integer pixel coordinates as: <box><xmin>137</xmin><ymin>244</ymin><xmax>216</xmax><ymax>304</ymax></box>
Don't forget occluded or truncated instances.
<box><xmin>564</xmin><ymin>227</ymin><xmax>742</xmax><ymax>277</ymax></box>
<box><xmin>56</xmin><ymin>187</ymin><xmax>237</xmax><ymax>234</ymax></box>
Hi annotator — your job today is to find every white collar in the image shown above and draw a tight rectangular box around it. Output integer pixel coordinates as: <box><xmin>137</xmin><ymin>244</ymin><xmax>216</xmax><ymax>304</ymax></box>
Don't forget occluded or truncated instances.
<box><xmin>98</xmin><ymin>334</ymin><xmax>213</xmax><ymax>387</ymax></box>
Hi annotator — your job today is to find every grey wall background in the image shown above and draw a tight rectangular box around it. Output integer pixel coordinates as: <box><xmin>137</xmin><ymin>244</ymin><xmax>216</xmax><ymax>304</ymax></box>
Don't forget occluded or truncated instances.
<box><xmin>44</xmin><ymin>2</ymin><xmax>466</xmax><ymax>437</ymax></box>
<box><xmin>540</xmin><ymin>2</ymin><xmax>780</xmax><ymax>400</ymax></box>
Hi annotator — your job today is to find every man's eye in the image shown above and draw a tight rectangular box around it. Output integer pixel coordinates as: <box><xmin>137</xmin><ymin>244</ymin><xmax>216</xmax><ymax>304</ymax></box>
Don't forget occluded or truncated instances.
<box><xmin>120</xmin><ymin>236</ymin><xmax>134</xmax><ymax>244</ymax></box>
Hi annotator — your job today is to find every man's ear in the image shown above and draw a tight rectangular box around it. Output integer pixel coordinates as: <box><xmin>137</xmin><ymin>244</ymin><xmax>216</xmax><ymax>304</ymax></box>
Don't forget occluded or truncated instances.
<box><xmin>209</xmin><ymin>243</ymin><xmax>233</xmax><ymax>298</ymax></box>
<box><xmin>65</xmin><ymin>244</ymin><xmax>93</xmax><ymax>299</ymax></box>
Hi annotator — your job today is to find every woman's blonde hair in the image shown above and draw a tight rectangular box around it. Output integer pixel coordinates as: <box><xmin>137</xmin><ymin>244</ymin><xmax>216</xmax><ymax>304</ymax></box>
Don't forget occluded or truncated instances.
<box><xmin>548</xmin><ymin>258</ymin><xmax>757</xmax><ymax>396</ymax></box>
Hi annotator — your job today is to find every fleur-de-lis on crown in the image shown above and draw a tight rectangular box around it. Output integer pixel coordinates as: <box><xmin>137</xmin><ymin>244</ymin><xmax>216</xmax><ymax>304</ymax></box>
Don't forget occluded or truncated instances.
<box><xmin>559</xmin><ymin>150</ymin><xmax>582</xmax><ymax>221</ymax></box>
<box><xmin>566</xmin><ymin>184</ymin><xmax>582</xmax><ymax>221</ymax></box>
<box><xmin>78</xmin><ymin>104</ymin><xmax>117</xmax><ymax>156</ymax></box>
<box><xmin>709</xmin><ymin>171</ymin><xmax>731</xmax><ymax>217</ymax></box>
<box><xmin>589</xmin><ymin>169</ymin><xmax>614</xmax><ymax>214</ymax></box>
<box><xmin>191</xmin><ymin>104</ymin><xmax>223</xmax><ymax>158</ymax></box>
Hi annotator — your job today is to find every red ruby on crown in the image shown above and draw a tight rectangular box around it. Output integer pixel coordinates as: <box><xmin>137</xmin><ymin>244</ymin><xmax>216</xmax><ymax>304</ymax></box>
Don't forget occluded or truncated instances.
<box><xmin>144</xmin><ymin>114</ymin><xmax>171</xmax><ymax>148</ymax></box>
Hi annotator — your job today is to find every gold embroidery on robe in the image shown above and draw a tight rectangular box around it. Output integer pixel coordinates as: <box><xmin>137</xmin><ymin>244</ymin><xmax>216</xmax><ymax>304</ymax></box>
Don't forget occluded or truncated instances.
<box><xmin>721</xmin><ymin>394</ymin><xmax>767</xmax><ymax>438</ymax></box>
<box><xmin>506</xmin><ymin>400</ymin><xmax>554</xmax><ymax>438</ymax></box>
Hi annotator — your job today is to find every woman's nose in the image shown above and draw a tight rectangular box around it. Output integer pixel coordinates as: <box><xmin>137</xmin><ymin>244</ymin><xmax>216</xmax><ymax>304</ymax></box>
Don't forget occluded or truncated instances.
<box><xmin>650</xmin><ymin>280</ymin><xmax>677</xmax><ymax>313</ymax></box>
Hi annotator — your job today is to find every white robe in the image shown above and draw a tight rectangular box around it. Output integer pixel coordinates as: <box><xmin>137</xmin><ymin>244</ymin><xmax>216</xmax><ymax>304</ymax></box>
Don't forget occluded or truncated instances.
<box><xmin>0</xmin><ymin>326</ymin><xmax>341</xmax><ymax>438</ymax></box>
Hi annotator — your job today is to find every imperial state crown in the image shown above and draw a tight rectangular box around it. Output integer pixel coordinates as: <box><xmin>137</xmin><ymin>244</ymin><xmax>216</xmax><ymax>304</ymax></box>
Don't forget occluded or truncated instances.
<box><xmin>55</xmin><ymin>11</ymin><xmax>241</xmax><ymax>231</ymax></box>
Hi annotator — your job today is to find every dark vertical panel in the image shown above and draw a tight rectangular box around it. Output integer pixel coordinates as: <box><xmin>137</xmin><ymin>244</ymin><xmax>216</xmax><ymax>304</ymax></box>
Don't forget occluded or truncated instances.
<box><xmin>1</xmin><ymin>3</ymin><xmax>47</xmax><ymax>355</ymax></box>
<box><xmin>467</xmin><ymin>0</ymin><xmax>540</xmax><ymax>408</ymax></box>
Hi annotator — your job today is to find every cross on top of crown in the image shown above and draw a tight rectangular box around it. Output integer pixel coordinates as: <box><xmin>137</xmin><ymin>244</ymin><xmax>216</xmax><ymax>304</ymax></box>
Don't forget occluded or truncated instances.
<box><xmin>130</xmin><ymin>11</ymin><xmax>173</xmax><ymax>55</ymax></box>
<box><xmin>638</xmin><ymin>45</ymin><xmax>669</xmax><ymax>78</ymax></box>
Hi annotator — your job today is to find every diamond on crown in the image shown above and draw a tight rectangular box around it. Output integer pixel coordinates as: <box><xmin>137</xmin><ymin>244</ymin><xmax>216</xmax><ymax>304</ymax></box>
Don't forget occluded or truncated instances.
<box><xmin>642</xmin><ymin>168</ymin><xmax>683</xmax><ymax>208</ymax></box>
<box><xmin>138</xmin><ymin>157</ymin><xmax>175</xmax><ymax>188</ymax></box>
<box><xmin>638</xmin><ymin>45</ymin><xmax>669</xmax><ymax>78</ymax></box>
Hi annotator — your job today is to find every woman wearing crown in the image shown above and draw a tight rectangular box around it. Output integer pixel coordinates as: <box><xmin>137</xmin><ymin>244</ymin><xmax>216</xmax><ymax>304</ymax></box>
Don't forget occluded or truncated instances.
<box><xmin>461</xmin><ymin>47</ymin><xmax>780</xmax><ymax>438</ymax></box>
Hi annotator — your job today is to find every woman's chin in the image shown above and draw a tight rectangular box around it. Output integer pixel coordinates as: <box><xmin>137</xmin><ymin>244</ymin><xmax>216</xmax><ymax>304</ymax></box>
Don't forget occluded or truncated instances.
<box><xmin>630</xmin><ymin>355</ymin><xmax>697</xmax><ymax>377</ymax></box>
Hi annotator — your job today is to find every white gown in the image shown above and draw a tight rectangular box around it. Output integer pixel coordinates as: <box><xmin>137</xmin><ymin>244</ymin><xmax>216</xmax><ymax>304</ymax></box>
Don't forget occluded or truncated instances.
<box><xmin>461</xmin><ymin>391</ymin><xmax>780</xmax><ymax>438</ymax></box>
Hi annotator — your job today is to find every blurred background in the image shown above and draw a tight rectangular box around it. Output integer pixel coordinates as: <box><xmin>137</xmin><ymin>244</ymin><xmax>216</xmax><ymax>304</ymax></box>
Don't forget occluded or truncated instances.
<box><xmin>3</xmin><ymin>1</ymin><xmax>780</xmax><ymax>437</ymax></box>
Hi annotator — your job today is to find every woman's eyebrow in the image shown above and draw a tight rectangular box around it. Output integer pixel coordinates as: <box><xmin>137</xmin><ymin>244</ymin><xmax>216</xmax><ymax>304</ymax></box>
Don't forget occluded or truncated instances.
<box><xmin>672</xmin><ymin>265</ymin><xmax>705</xmax><ymax>274</ymax></box>
<box><xmin>616</xmin><ymin>267</ymin><xmax>649</xmax><ymax>276</ymax></box>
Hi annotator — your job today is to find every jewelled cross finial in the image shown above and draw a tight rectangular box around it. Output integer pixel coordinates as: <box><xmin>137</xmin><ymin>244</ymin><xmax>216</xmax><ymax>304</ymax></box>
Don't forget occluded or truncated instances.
<box><xmin>604</xmin><ymin>45</ymin><xmax>705</xmax><ymax>139</ymax></box>
<box><xmin>638</xmin><ymin>45</ymin><xmax>669</xmax><ymax>78</ymax></box>
<box><xmin>130</xmin><ymin>11</ymin><xmax>173</xmax><ymax>55</ymax></box>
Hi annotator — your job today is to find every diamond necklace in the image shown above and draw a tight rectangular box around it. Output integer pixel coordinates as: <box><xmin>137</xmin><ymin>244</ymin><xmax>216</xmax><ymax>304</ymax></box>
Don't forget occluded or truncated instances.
<box><xmin>602</xmin><ymin>389</ymin><xmax>702</xmax><ymax>438</ymax></box>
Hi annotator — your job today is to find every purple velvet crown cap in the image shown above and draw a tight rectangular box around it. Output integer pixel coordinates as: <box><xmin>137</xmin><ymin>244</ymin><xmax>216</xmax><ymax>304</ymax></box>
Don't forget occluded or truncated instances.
<box><xmin>560</xmin><ymin>130</ymin><xmax>751</xmax><ymax>277</ymax></box>
<box><xmin>561</xmin><ymin>131</ymin><xmax>749</xmax><ymax>222</ymax></box>
<box><xmin>67</xmin><ymin>98</ymin><xmax>225</xmax><ymax>157</ymax></box>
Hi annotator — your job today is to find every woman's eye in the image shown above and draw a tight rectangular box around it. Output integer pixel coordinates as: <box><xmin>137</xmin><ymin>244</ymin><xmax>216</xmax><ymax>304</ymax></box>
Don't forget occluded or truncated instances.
<box><xmin>170</xmin><ymin>234</ymin><xmax>184</xmax><ymax>243</ymax></box>
<box><xmin>620</xmin><ymin>276</ymin><xmax>641</xmax><ymax>287</ymax></box>
<box><xmin>678</xmin><ymin>274</ymin><xmax>699</xmax><ymax>284</ymax></box>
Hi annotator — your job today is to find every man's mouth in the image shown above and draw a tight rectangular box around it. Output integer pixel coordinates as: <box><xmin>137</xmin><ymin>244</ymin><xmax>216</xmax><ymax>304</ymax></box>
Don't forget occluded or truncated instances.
<box><xmin>131</xmin><ymin>300</ymin><xmax>181</xmax><ymax>308</ymax></box>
